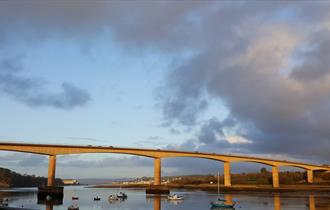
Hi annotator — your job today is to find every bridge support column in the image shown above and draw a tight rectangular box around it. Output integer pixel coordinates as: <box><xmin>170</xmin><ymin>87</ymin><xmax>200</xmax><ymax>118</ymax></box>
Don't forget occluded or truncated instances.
<box><xmin>307</xmin><ymin>169</ymin><xmax>313</xmax><ymax>184</ymax></box>
<box><xmin>48</xmin><ymin>155</ymin><xmax>56</xmax><ymax>187</ymax></box>
<box><xmin>272</xmin><ymin>166</ymin><xmax>279</xmax><ymax>188</ymax></box>
<box><xmin>146</xmin><ymin>157</ymin><xmax>169</xmax><ymax>194</ymax></box>
<box><xmin>154</xmin><ymin>157</ymin><xmax>161</xmax><ymax>186</ymax></box>
<box><xmin>224</xmin><ymin>161</ymin><xmax>231</xmax><ymax>187</ymax></box>
<box><xmin>38</xmin><ymin>155</ymin><xmax>63</xmax><ymax>201</ymax></box>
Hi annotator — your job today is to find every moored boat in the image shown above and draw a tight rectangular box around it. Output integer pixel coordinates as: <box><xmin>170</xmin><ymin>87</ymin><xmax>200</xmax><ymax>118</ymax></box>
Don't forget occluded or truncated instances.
<box><xmin>68</xmin><ymin>204</ymin><xmax>79</xmax><ymax>210</ymax></box>
<box><xmin>94</xmin><ymin>196</ymin><xmax>101</xmax><ymax>201</ymax></box>
<box><xmin>210</xmin><ymin>201</ymin><xmax>236</xmax><ymax>209</ymax></box>
<box><xmin>72</xmin><ymin>195</ymin><xmax>79</xmax><ymax>200</ymax></box>
<box><xmin>167</xmin><ymin>194</ymin><xmax>184</xmax><ymax>200</ymax></box>
<box><xmin>117</xmin><ymin>192</ymin><xmax>127</xmax><ymax>199</ymax></box>
<box><xmin>210</xmin><ymin>172</ymin><xmax>236</xmax><ymax>209</ymax></box>
<box><xmin>108</xmin><ymin>194</ymin><xmax>119</xmax><ymax>200</ymax></box>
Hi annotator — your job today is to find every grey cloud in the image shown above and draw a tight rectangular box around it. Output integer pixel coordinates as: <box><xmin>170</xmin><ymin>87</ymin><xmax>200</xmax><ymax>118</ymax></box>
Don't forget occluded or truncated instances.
<box><xmin>0</xmin><ymin>1</ymin><xmax>206</xmax><ymax>50</ymax></box>
<box><xmin>169</xmin><ymin>128</ymin><xmax>181</xmax><ymax>135</ymax></box>
<box><xmin>291</xmin><ymin>30</ymin><xmax>330</xmax><ymax>81</ymax></box>
<box><xmin>154</xmin><ymin>3</ymin><xmax>330</xmax><ymax>162</ymax></box>
<box><xmin>58</xmin><ymin>156</ymin><xmax>153</xmax><ymax>168</ymax></box>
<box><xmin>0</xmin><ymin>1</ymin><xmax>330</xmax><ymax>164</ymax></box>
<box><xmin>0</xmin><ymin>56</ymin><xmax>90</xmax><ymax>109</ymax></box>
<box><xmin>18</xmin><ymin>155</ymin><xmax>47</xmax><ymax>167</ymax></box>
<box><xmin>148</xmin><ymin>136</ymin><xmax>161</xmax><ymax>140</ymax></box>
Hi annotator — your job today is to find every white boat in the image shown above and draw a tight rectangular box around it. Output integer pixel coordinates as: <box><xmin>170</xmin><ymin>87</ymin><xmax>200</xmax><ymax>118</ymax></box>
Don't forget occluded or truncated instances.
<box><xmin>72</xmin><ymin>195</ymin><xmax>79</xmax><ymax>200</ymax></box>
<box><xmin>108</xmin><ymin>194</ymin><xmax>119</xmax><ymax>200</ymax></box>
<box><xmin>167</xmin><ymin>194</ymin><xmax>184</xmax><ymax>200</ymax></box>
<box><xmin>117</xmin><ymin>192</ymin><xmax>127</xmax><ymax>199</ymax></box>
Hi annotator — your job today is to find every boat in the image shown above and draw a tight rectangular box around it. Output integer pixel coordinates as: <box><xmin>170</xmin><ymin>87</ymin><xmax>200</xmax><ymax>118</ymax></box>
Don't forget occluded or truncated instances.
<box><xmin>116</xmin><ymin>192</ymin><xmax>127</xmax><ymax>199</ymax></box>
<box><xmin>108</xmin><ymin>194</ymin><xmax>119</xmax><ymax>201</ymax></box>
<box><xmin>0</xmin><ymin>198</ymin><xmax>8</xmax><ymax>206</ymax></box>
<box><xmin>167</xmin><ymin>194</ymin><xmax>184</xmax><ymax>200</ymax></box>
<box><xmin>68</xmin><ymin>204</ymin><xmax>79</xmax><ymax>210</ymax></box>
<box><xmin>210</xmin><ymin>172</ymin><xmax>236</xmax><ymax>209</ymax></box>
<box><xmin>72</xmin><ymin>195</ymin><xmax>79</xmax><ymax>200</ymax></box>
<box><xmin>210</xmin><ymin>201</ymin><xmax>236</xmax><ymax>209</ymax></box>
<box><xmin>93</xmin><ymin>196</ymin><xmax>101</xmax><ymax>201</ymax></box>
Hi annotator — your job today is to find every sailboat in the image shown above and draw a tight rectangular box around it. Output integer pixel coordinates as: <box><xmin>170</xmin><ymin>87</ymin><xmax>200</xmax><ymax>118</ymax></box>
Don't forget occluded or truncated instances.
<box><xmin>210</xmin><ymin>172</ymin><xmax>236</xmax><ymax>209</ymax></box>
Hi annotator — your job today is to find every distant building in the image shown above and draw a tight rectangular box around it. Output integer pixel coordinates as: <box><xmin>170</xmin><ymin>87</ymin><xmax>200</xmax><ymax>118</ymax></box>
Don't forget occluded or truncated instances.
<box><xmin>62</xmin><ymin>179</ymin><xmax>79</xmax><ymax>185</ymax></box>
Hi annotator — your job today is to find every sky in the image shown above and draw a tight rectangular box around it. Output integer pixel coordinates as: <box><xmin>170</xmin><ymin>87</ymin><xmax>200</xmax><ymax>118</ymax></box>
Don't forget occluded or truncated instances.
<box><xmin>0</xmin><ymin>1</ymin><xmax>330</xmax><ymax>179</ymax></box>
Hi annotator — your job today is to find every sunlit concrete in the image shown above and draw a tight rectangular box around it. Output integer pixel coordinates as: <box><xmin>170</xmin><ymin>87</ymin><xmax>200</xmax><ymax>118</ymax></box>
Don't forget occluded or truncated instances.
<box><xmin>272</xmin><ymin>166</ymin><xmax>279</xmax><ymax>188</ymax></box>
<box><xmin>47</xmin><ymin>155</ymin><xmax>56</xmax><ymax>187</ymax></box>
<box><xmin>0</xmin><ymin>142</ymin><xmax>329</xmax><ymax>188</ymax></box>
<box><xmin>224</xmin><ymin>161</ymin><xmax>231</xmax><ymax>187</ymax></box>
<box><xmin>154</xmin><ymin>158</ymin><xmax>161</xmax><ymax>186</ymax></box>
<box><xmin>307</xmin><ymin>169</ymin><xmax>314</xmax><ymax>184</ymax></box>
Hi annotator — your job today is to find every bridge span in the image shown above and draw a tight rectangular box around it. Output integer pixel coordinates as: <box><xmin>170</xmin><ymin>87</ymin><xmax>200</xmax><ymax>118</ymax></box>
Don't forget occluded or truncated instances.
<box><xmin>0</xmin><ymin>142</ymin><xmax>329</xmax><ymax>188</ymax></box>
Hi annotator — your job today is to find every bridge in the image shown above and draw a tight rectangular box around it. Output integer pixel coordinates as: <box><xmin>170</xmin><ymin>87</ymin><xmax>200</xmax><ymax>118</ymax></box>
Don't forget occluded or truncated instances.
<box><xmin>0</xmin><ymin>142</ymin><xmax>329</xmax><ymax>189</ymax></box>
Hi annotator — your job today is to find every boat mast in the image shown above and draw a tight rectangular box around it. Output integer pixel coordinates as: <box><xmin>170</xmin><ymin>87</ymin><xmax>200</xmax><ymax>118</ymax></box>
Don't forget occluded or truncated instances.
<box><xmin>217</xmin><ymin>171</ymin><xmax>220</xmax><ymax>196</ymax></box>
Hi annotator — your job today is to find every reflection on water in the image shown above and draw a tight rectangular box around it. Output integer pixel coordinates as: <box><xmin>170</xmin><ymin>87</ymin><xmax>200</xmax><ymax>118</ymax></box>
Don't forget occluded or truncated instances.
<box><xmin>309</xmin><ymin>195</ymin><xmax>315</xmax><ymax>210</ymax></box>
<box><xmin>274</xmin><ymin>194</ymin><xmax>281</xmax><ymax>210</ymax></box>
<box><xmin>0</xmin><ymin>187</ymin><xmax>329</xmax><ymax>210</ymax></box>
<box><xmin>154</xmin><ymin>196</ymin><xmax>161</xmax><ymax>210</ymax></box>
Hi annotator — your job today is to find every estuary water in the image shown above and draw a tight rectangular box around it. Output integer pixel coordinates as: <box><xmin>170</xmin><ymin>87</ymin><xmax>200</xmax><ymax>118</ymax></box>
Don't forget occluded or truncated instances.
<box><xmin>0</xmin><ymin>186</ymin><xmax>330</xmax><ymax>210</ymax></box>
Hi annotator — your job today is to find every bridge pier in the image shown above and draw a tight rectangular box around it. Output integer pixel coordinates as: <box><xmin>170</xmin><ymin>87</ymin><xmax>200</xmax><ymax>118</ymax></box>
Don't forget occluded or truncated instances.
<box><xmin>272</xmin><ymin>166</ymin><xmax>279</xmax><ymax>188</ymax></box>
<box><xmin>146</xmin><ymin>157</ymin><xmax>169</xmax><ymax>194</ymax></box>
<box><xmin>48</xmin><ymin>155</ymin><xmax>56</xmax><ymax>187</ymax></box>
<box><xmin>154</xmin><ymin>157</ymin><xmax>161</xmax><ymax>186</ymax></box>
<box><xmin>224</xmin><ymin>161</ymin><xmax>231</xmax><ymax>187</ymax></box>
<box><xmin>307</xmin><ymin>169</ymin><xmax>313</xmax><ymax>184</ymax></box>
<box><xmin>38</xmin><ymin>155</ymin><xmax>63</xmax><ymax>201</ymax></box>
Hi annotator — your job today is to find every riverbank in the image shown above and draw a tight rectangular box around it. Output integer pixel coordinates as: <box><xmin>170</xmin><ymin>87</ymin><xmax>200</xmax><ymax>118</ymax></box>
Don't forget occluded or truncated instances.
<box><xmin>89</xmin><ymin>183</ymin><xmax>330</xmax><ymax>192</ymax></box>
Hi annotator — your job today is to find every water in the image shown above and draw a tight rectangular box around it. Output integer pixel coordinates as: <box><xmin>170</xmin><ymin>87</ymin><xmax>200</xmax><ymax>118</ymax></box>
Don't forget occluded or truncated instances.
<box><xmin>0</xmin><ymin>186</ymin><xmax>330</xmax><ymax>210</ymax></box>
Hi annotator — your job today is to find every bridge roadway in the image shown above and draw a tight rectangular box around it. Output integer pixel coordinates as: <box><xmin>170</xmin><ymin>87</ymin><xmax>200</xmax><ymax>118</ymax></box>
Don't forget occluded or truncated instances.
<box><xmin>0</xmin><ymin>142</ymin><xmax>329</xmax><ymax>188</ymax></box>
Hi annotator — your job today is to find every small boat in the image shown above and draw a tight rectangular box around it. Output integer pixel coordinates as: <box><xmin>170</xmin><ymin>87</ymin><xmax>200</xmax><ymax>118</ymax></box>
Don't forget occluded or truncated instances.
<box><xmin>72</xmin><ymin>196</ymin><xmax>79</xmax><ymax>200</ymax></box>
<box><xmin>167</xmin><ymin>194</ymin><xmax>184</xmax><ymax>200</ymax></box>
<box><xmin>68</xmin><ymin>204</ymin><xmax>79</xmax><ymax>210</ymax></box>
<box><xmin>108</xmin><ymin>194</ymin><xmax>119</xmax><ymax>200</ymax></box>
<box><xmin>117</xmin><ymin>192</ymin><xmax>127</xmax><ymax>199</ymax></box>
<box><xmin>93</xmin><ymin>196</ymin><xmax>101</xmax><ymax>201</ymax></box>
<box><xmin>210</xmin><ymin>172</ymin><xmax>236</xmax><ymax>209</ymax></box>
<box><xmin>210</xmin><ymin>201</ymin><xmax>236</xmax><ymax>209</ymax></box>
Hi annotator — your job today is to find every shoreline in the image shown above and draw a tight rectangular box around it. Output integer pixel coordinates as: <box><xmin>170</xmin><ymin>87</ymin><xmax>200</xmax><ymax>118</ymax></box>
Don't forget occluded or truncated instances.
<box><xmin>88</xmin><ymin>183</ymin><xmax>330</xmax><ymax>192</ymax></box>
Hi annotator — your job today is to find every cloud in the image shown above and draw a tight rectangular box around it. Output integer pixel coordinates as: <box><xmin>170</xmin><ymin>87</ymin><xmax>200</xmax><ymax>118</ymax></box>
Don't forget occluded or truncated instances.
<box><xmin>0</xmin><ymin>1</ymin><xmax>329</xmax><ymax>172</ymax></box>
<box><xmin>58</xmin><ymin>156</ymin><xmax>153</xmax><ymax>168</ymax></box>
<box><xmin>18</xmin><ymin>155</ymin><xmax>47</xmax><ymax>167</ymax></box>
<box><xmin>152</xmin><ymin>3</ymin><xmax>330</xmax><ymax>162</ymax></box>
<box><xmin>0</xmin><ymin>56</ymin><xmax>90</xmax><ymax>109</ymax></box>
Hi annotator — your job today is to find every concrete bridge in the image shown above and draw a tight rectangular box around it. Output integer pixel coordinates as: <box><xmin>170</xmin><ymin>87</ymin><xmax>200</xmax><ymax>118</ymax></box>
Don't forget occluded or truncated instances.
<box><xmin>0</xmin><ymin>142</ymin><xmax>329</xmax><ymax>188</ymax></box>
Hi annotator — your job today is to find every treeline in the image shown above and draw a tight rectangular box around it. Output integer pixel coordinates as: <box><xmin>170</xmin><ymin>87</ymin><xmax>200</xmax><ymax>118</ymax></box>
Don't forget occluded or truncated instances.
<box><xmin>169</xmin><ymin>168</ymin><xmax>330</xmax><ymax>185</ymax></box>
<box><xmin>0</xmin><ymin>167</ymin><xmax>62</xmax><ymax>187</ymax></box>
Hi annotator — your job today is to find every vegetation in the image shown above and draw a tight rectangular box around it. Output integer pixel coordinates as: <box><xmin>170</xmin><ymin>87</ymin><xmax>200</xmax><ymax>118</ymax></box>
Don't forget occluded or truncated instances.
<box><xmin>0</xmin><ymin>167</ymin><xmax>62</xmax><ymax>187</ymax></box>
<box><xmin>167</xmin><ymin>168</ymin><xmax>330</xmax><ymax>185</ymax></box>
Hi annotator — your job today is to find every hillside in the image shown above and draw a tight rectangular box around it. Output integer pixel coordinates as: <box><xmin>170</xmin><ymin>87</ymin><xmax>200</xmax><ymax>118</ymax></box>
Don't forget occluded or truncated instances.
<box><xmin>0</xmin><ymin>167</ymin><xmax>62</xmax><ymax>187</ymax></box>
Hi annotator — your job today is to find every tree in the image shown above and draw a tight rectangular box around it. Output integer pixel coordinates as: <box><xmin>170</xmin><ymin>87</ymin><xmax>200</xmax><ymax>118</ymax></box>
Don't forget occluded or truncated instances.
<box><xmin>260</xmin><ymin>167</ymin><xmax>268</xmax><ymax>174</ymax></box>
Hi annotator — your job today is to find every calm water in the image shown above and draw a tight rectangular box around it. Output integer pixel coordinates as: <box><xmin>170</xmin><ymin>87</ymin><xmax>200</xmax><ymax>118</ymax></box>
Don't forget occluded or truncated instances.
<box><xmin>0</xmin><ymin>186</ymin><xmax>330</xmax><ymax>210</ymax></box>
